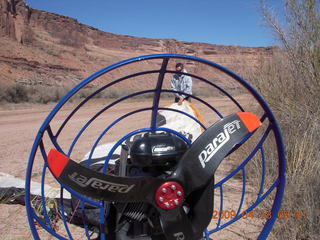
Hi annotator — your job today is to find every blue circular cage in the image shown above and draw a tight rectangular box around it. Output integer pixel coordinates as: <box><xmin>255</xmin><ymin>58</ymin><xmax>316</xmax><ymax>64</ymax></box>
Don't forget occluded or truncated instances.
<box><xmin>25</xmin><ymin>54</ymin><xmax>286</xmax><ymax>240</ymax></box>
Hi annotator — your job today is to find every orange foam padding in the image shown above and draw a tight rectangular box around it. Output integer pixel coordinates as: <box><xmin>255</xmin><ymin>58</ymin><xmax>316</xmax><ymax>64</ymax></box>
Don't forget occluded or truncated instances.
<box><xmin>48</xmin><ymin>149</ymin><xmax>70</xmax><ymax>177</ymax></box>
<box><xmin>237</xmin><ymin>112</ymin><xmax>262</xmax><ymax>132</ymax></box>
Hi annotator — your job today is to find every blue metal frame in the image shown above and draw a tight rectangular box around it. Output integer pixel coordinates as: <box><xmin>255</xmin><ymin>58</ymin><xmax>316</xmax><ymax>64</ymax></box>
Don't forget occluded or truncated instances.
<box><xmin>25</xmin><ymin>54</ymin><xmax>286</xmax><ymax>240</ymax></box>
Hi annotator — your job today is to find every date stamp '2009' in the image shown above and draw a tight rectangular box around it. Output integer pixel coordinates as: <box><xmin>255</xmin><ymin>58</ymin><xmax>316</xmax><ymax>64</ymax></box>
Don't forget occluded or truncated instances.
<box><xmin>212</xmin><ymin>209</ymin><xmax>308</xmax><ymax>220</ymax></box>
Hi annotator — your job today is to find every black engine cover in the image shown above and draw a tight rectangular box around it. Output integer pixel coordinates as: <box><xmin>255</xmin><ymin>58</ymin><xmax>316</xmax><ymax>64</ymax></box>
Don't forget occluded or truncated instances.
<box><xmin>130</xmin><ymin>132</ymin><xmax>188</xmax><ymax>169</ymax></box>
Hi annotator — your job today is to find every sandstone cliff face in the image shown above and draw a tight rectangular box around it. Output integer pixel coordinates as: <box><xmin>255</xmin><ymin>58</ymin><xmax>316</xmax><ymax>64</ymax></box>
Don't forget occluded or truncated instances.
<box><xmin>0</xmin><ymin>0</ymin><xmax>275</xmax><ymax>90</ymax></box>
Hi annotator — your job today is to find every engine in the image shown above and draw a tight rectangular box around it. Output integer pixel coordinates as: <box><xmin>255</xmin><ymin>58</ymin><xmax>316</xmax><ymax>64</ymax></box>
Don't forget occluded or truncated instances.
<box><xmin>113</xmin><ymin>132</ymin><xmax>189</xmax><ymax>239</ymax></box>
<box><xmin>70</xmin><ymin>132</ymin><xmax>188</xmax><ymax>239</ymax></box>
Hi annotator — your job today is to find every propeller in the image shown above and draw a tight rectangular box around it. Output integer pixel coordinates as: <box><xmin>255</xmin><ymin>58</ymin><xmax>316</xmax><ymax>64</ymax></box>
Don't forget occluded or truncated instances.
<box><xmin>47</xmin><ymin>112</ymin><xmax>261</xmax><ymax>239</ymax></box>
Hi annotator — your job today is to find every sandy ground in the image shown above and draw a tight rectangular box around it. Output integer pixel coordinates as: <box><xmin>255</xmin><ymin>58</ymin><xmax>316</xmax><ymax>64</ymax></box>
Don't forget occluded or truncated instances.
<box><xmin>0</xmin><ymin>96</ymin><xmax>264</xmax><ymax>240</ymax></box>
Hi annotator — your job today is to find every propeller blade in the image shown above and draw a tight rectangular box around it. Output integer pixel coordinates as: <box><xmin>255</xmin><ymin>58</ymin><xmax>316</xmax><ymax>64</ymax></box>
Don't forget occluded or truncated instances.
<box><xmin>47</xmin><ymin>112</ymin><xmax>261</xmax><ymax>239</ymax></box>
<box><xmin>47</xmin><ymin>149</ymin><xmax>162</xmax><ymax>202</ymax></box>
<box><xmin>172</xmin><ymin>112</ymin><xmax>261</xmax><ymax>195</ymax></box>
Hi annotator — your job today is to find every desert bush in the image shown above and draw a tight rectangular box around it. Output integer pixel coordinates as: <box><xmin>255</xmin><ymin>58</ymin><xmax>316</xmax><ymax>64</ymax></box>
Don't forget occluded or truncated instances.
<box><xmin>0</xmin><ymin>84</ymin><xmax>6</xmax><ymax>102</ymax></box>
<box><xmin>0</xmin><ymin>83</ymin><xmax>73</xmax><ymax>104</ymax></box>
<box><xmin>0</xmin><ymin>82</ymin><xmax>160</xmax><ymax>104</ymax></box>
<box><xmin>2</xmin><ymin>83</ymin><xmax>29</xmax><ymax>103</ymax></box>
<box><xmin>244</xmin><ymin>0</ymin><xmax>320</xmax><ymax>239</ymax></box>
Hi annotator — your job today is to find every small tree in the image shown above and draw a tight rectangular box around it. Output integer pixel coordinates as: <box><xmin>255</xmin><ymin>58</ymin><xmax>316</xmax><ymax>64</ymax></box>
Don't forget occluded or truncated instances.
<box><xmin>247</xmin><ymin>1</ymin><xmax>320</xmax><ymax>239</ymax></box>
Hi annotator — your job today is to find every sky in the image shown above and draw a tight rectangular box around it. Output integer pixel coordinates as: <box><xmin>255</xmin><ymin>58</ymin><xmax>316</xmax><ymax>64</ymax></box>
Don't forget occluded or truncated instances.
<box><xmin>24</xmin><ymin>0</ymin><xmax>284</xmax><ymax>47</ymax></box>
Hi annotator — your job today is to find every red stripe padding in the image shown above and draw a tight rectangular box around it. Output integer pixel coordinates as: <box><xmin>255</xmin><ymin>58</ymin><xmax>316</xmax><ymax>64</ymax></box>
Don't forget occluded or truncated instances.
<box><xmin>48</xmin><ymin>149</ymin><xmax>70</xmax><ymax>177</ymax></box>
<box><xmin>237</xmin><ymin>112</ymin><xmax>262</xmax><ymax>132</ymax></box>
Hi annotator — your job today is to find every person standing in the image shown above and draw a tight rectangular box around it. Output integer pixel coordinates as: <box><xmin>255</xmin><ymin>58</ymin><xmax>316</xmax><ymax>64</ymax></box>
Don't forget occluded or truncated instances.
<box><xmin>171</xmin><ymin>63</ymin><xmax>192</xmax><ymax>105</ymax></box>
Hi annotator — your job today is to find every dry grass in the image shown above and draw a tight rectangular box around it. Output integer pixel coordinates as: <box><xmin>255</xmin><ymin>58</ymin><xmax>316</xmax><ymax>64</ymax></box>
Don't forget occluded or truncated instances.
<box><xmin>241</xmin><ymin>1</ymin><xmax>320</xmax><ymax>238</ymax></box>
<box><xmin>0</xmin><ymin>82</ymin><xmax>240</xmax><ymax>105</ymax></box>
<box><xmin>244</xmin><ymin>53</ymin><xmax>320</xmax><ymax>239</ymax></box>
<box><xmin>248</xmin><ymin>24</ymin><xmax>319</xmax><ymax>240</ymax></box>
<box><xmin>0</xmin><ymin>83</ymin><xmax>159</xmax><ymax>104</ymax></box>
<box><xmin>0</xmin><ymin>83</ymin><xmax>72</xmax><ymax>104</ymax></box>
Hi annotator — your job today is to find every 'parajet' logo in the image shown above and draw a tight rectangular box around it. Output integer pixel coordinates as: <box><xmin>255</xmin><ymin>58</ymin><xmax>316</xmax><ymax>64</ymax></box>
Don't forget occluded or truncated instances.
<box><xmin>68</xmin><ymin>172</ymin><xmax>135</xmax><ymax>193</ymax></box>
<box><xmin>198</xmin><ymin>120</ymin><xmax>241</xmax><ymax>168</ymax></box>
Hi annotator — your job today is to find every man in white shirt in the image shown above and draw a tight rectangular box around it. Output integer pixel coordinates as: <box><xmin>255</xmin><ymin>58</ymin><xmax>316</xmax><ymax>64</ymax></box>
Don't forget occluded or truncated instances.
<box><xmin>171</xmin><ymin>63</ymin><xmax>193</xmax><ymax>105</ymax></box>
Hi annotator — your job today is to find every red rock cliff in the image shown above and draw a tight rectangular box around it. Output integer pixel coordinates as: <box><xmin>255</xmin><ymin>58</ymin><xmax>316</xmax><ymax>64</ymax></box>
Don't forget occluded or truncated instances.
<box><xmin>0</xmin><ymin>0</ymin><xmax>276</xmax><ymax>89</ymax></box>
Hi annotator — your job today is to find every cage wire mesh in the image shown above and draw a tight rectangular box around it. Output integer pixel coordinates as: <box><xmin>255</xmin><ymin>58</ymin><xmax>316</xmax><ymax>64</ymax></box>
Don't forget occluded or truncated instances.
<box><xmin>25</xmin><ymin>54</ymin><xmax>286</xmax><ymax>240</ymax></box>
